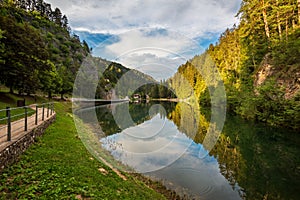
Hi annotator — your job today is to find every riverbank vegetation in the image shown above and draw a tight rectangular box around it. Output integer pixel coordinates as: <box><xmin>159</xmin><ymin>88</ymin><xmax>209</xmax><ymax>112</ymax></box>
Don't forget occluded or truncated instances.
<box><xmin>168</xmin><ymin>0</ymin><xmax>300</xmax><ymax>130</ymax></box>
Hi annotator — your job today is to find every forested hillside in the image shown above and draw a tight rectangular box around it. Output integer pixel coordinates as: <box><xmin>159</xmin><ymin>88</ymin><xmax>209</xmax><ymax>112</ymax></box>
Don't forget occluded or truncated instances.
<box><xmin>169</xmin><ymin>0</ymin><xmax>300</xmax><ymax>130</ymax></box>
<box><xmin>0</xmin><ymin>0</ymin><xmax>91</xmax><ymax>98</ymax></box>
<box><xmin>95</xmin><ymin>59</ymin><xmax>157</xmax><ymax>99</ymax></box>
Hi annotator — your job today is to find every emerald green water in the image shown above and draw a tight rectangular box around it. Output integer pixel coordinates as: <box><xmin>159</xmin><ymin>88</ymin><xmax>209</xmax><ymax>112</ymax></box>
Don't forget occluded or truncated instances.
<box><xmin>79</xmin><ymin>101</ymin><xmax>300</xmax><ymax>199</ymax></box>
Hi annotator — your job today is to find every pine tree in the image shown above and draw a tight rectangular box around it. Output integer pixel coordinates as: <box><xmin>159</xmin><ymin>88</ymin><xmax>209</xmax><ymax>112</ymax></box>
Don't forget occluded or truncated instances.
<box><xmin>53</xmin><ymin>7</ymin><xmax>62</xmax><ymax>26</ymax></box>
<box><xmin>62</xmin><ymin>14</ymin><xmax>68</xmax><ymax>29</ymax></box>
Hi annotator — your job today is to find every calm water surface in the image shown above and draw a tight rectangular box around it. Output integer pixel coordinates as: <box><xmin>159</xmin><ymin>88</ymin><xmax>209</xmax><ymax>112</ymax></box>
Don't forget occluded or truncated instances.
<box><xmin>78</xmin><ymin>102</ymin><xmax>300</xmax><ymax>200</ymax></box>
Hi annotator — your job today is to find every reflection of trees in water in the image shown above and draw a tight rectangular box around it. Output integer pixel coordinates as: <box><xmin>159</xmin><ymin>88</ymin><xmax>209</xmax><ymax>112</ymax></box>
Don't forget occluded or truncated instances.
<box><xmin>166</xmin><ymin>102</ymin><xmax>299</xmax><ymax>199</ymax></box>
<box><xmin>94</xmin><ymin>102</ymin><xmax>177</xmax><ymax>136</ymax></box>
<box><xmin>167</xmin><ymin>102</ymin><xmax>209</xmax><ymax>143</ymax></box>
<box><xmin>210</xmin><ymin>115</ymin><xmax>300</xmax><ymax>200</ymax></box>
<box><xmin>167</xmin><ymin>103</ymin><xmax>243</xmax><ymax>196</ymax></box>
<box><xmin>75</xmin><ymin>105</ymin><xmax>121</xmax><ymax>137</ymax></box>
<box><xmin>96</xmin><ymin>105</ymin><xmax>122</xmax><ymax>136</ymax></box>
<box><xmin>127</xmin><ymin>102</ymin><xmax>154</xmax><ymax>124</ymax></box>
<box><xmin>209</xmin><ymin>132</ymin><xmax>244</xmax><ymax>198</ymax></box>
<box><xmin>84</xmin><ymin>102</ymin><xmax>299</xmax><ymax>200</ymax></box>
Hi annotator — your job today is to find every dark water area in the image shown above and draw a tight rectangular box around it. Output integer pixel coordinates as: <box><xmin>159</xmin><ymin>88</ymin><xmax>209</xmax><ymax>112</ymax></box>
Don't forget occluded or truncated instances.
<box><xmin>78</xmin><ymin>101</ymin><xmax>300</xmax><ymax>200</ymax></box>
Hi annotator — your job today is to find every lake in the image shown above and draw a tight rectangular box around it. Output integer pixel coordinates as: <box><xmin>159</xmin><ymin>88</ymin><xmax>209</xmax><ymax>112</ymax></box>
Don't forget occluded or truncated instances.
<box><xmin>76</xmin><ymin>101</ymin><xmax>300</xmax><ymax>200</ymax></box>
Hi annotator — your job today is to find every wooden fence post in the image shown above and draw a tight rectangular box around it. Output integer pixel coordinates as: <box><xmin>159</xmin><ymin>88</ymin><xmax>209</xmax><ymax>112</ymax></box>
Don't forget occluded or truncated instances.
<box><xmin>24</xmin><ymin>106</ymin><xmax>28</xmax><ymax>131</ymax></box>
<box><xmin>42</xmin><ymin>104</ymin><xmax>45</xmax><ymax>121</ymax></box>
<box><xmin>51</xmin><ymin>103</ymin><xmax>54</xmax><ymax>115</ymax></box>
<box><xmin>47</xmin><ymin>103</ymin><xmax>49</xmax><ymax>118</ymax></box>
<box><xmin>6</xmin><ymin>107</ymin><xmax>11</xmax><ymax>141</ymax></box>
<box><xmin>35</xmin><ymin>105</ymin><xmax>38</xmax><ymax>125</ymax></box>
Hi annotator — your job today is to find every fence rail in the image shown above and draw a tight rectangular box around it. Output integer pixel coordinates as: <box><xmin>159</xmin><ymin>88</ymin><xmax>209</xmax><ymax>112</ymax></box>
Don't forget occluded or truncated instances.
<box><xmin>0</xmin><ymin>103</ymin><xmax>54</xmax><ymax>143</ymax></box>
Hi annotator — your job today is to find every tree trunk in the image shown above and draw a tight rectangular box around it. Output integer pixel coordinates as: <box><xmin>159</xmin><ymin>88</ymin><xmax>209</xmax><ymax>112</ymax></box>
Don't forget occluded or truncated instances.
<box><xmin>276</xmin><ymin>0</ymin><xmax>282</xmax><ymax>40</ymax></box>
<box><xmin>61</xmin><ymin>92</ymin><xmax>64</xmax><ymax>100</ymax></box>
<box><xmin>48</xmin><ymin>91</ymin><xmax>52</xmax><ymax>99</ymax></box>
<box><xmin>262</xmin><ymin>0</ymin><xmax>270</xmax><ymax>38</ymax></box>
<box><xmin>298</xmin><ymin>0</ymin><xmax>300</xmax><ymax>25</ymax></box>
<box><xmin>9</xmin><ymin>86</ymin><xmax>13</xmax><ymax>94</ymax></box>
<box><xmin>286</xmin><ymin>17</ymin><xmax>289</xmax><ymax>41</ymax></box>
<box><xmin>292</xmin><ymin>9</ymin><xmax>296</xmax><ymax>30</ymax></box>
<box><xmin>277</xmin><ymin>11</ymin><xmax>282</xmax><ymax>39</ymax></box>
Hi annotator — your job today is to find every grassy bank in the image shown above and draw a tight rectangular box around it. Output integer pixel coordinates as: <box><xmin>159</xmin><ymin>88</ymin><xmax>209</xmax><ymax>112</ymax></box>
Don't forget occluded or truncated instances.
<box><xmin>0</xmin><ymin>92</ymin><xmax>49</xmax><ymax>108</ymax></box>
<box><xmin>0</xmin><ymin>92</ymin><xmax>50</xmax><ymax>124</ymax></box>
<box><xmin>0</xmin><ymin>101</ymin><xmax>167</xmax><ymax>199</ymax></box>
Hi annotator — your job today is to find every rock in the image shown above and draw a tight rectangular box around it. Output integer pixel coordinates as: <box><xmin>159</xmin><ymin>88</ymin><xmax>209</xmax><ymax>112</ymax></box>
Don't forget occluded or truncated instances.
<box><xmin>254</xmin><ymin>54</ymin><xmax>300</xmax><ymax>99</ymax></box>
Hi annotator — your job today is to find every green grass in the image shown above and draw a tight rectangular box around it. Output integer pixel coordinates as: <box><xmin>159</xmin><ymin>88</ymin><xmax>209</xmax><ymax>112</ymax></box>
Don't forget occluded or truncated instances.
<box><xmin>0</xmin><ymin>92</ymin><xmax>49</xmax><ymax>108</ymax></box>
<box><xmin>0</xmin><ymin>101</ymin><xmax>167</xmax><ymax>199</ymax></box>
<box><xmin>0</xmin><ymin>92</ymin><xmax>51</xmax><ymax>124</ymax></box>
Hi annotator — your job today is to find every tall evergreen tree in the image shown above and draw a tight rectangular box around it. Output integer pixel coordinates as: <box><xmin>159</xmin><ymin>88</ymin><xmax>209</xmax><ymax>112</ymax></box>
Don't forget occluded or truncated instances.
<box><xmin>52</xmin><ymin>7</ymin><xmax>62</xmax><ymax>26</ymax></box>
<box><xmin>61</xmin><ymin>14</ymin><xmax>68</xmax><ymax>29</ymax></box>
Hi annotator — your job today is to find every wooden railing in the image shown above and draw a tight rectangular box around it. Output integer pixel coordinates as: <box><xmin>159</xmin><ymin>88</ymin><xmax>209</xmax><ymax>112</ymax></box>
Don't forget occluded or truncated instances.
<box><xmin>0</xmin><ymin>103</ymin><xmax>54</xmax><ymax>142</ymax></box>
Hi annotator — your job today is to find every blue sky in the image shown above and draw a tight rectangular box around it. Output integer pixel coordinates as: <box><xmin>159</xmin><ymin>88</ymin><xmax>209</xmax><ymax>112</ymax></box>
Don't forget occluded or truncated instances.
<box><xmin>46</xmin><ymin>0</ymin><xmax>241</xmax><ymax>80</ymax></box>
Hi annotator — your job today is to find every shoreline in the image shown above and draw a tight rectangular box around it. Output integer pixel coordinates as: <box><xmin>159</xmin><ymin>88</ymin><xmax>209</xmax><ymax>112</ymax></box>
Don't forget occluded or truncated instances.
<box><xmin>0</xmin><ymin>101</ymin><xmax>168</xmax><ymax>199</ymax></box>
<box><xmin>73</xmin><ymin>111</ymin><xmax>183</xmax><ymax>200</ymax></box>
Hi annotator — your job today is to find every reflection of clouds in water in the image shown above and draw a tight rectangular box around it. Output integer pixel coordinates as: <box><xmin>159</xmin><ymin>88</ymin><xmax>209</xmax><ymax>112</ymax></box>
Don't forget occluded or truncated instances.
<box><xmin>147</xmin><ymin>149</ymin><xmax>242</xmax><ymax>200</ymax></box>
<box><xmin>123</xmin><ymin>112</ymin><xmax>166</xmax><ymax>139</ymax></box>
<box><xmin>101</xmin><ymin>114</ymin><xmax>194</xmax><ymax>172</ymax></box>
<box><xmin>100</xmin><ymin>113</ymin><xmax>242</xmax><ymax>199</ymax></box>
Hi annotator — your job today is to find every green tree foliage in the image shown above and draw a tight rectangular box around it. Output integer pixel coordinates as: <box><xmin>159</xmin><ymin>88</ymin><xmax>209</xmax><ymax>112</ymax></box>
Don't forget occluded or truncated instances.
<box><xmin>0</xmin><ymin>0</ymin><xmax>89</xmax><ymax>97</ymax></box>
<box><xmin>84</xmin><ymin>59</ymin><xmax>158</xmax><ymax>99</ymax></box>
<box><xmin>150</xmin><ymin>84</ymin><xmax>159</xmax><ymax>99</ymax></box>
<box><xmin>52</xmin><ymin>7</ymin><xmax>62</xmax><ymax>26</ymax></box>
<box><xmin>2</xmin><ymin>0</ymin><xmax>70</xmax><ymax>29</ymax></box>
<box><xmin>0</xmin><ymin>29</ymin><xmax>4</xmax><ymax>65</ymax></box>
<box><xmin>0</xmin><ymin>14</ymin><xmax>49</xmax><ymax>93</ymax></box>
<box><xmin>169</xmin><ymin>0</ymin><xmax>300</xmax><ymax>130</ymax></box>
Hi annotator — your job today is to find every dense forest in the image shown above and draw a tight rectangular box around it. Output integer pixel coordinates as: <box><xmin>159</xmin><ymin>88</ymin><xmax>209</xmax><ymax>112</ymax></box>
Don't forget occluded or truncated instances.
<box><xmin>168</xmin><ymin>0</ymin><xmax>300</xmax><ymax>130</ymax></box>
<box><xmin>0</xmin><ymin>0</ymin><xmax>92</xmax><ymax>98</ymax></box>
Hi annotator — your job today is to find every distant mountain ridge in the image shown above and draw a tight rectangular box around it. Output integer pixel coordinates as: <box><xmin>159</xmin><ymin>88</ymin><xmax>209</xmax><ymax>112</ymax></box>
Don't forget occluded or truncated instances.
<box><xmin>94</xmin><ymin>57</ymin><xmax>157</xmax><ymax>99</ymax></box>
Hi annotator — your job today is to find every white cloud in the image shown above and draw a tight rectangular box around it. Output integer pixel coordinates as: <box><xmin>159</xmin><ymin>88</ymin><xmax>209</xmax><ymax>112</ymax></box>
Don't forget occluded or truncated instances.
<box><xmin>104</xmin><ymin>29</ymin><xmax>200</xmax><ymax>57</ymax></box>
<box><xmin>46</xmin><ymin>0</ymin><xmax>241</xmax><ymax>80</ymax></box>
<box><xmin>118</xmin><ymin>53</ymin><xmax>184</xmax><ymax>80</ymax></box>
<box><xmin>90</xmin><ymin>28</ymin><xmax>202</xmax><ymax>80</ymax></box>
<box><xmin>46</xmin><ymin>0</ymin><xmax>241</xmax><ymax>38</ymax></box>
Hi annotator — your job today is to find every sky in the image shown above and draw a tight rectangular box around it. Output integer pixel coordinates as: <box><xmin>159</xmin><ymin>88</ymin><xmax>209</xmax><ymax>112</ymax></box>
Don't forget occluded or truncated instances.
<box><xmin>46</xmin><ymin>0</ymin><xmax>241</xmax><ymax>80</ymax></box>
